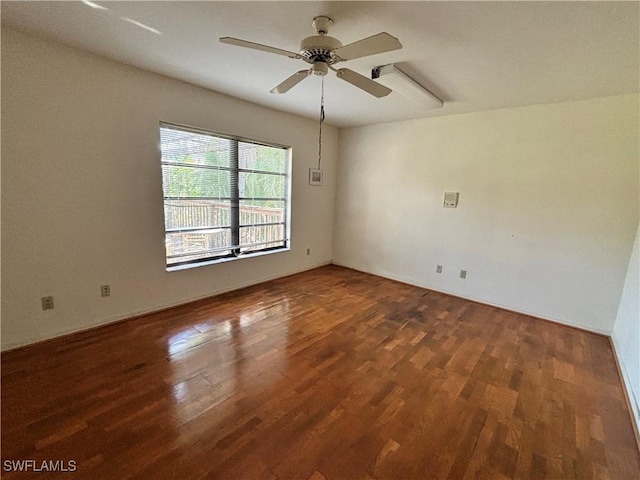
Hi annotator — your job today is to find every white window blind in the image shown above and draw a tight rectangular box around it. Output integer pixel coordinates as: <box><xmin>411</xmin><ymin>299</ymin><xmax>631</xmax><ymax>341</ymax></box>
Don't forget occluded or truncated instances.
<box><xmin>159</xmin><ymin>123</ymin><xmax>290</xmax><ymax>269</ymax></box>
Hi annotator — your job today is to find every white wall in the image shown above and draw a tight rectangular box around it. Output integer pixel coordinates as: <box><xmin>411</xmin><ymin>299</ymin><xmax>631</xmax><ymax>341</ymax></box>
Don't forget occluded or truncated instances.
<box><xmin>612</xmin><ymin>224</ymin><xmax>640</xmax><ymax>430</ymax></box>
<box><xmin>1</xmin><ymin>28</ymin><xmax>338</xmax><ymax>350</ymax></box>
<box><xmin>334</xmin><ymin>94</ymin><xmax>639</xmax><ymax>334</ymax></box>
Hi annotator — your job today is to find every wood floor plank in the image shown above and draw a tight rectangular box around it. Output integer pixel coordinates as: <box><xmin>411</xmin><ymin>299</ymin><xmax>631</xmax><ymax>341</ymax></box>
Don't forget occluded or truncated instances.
<box><xmin>2</xmin><ymin>265</ymin><xmax>639</xmax><ymax>479</ymax></box>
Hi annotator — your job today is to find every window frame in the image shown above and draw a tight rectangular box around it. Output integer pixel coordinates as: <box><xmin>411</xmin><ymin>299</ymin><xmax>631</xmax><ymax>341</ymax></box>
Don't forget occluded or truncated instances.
<box><xmin>159</xmin><ymin>122</ymin><xmax>291</xmax><ymax>271</ymax></box>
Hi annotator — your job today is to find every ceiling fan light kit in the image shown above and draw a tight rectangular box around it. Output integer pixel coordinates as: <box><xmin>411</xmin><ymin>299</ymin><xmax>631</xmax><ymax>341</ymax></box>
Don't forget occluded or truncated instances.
<box><xmin>311</xmin><ymin>62</ymin><xmax>329</xmax><ymax>76</ymax></box>
<box><xmin>219</xmin><ymin>16</ymin><xmax>402</xmax><ymax>97</ymax></box>
<box><xmin>372</xmin><ymin>64</ymin><xmax>443</xmax><ymax>109</ymax></box>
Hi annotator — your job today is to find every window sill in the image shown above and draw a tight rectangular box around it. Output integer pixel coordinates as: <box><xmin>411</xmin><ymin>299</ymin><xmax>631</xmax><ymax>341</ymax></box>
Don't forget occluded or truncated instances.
<box><xmin>166</xmin><ymin>246</ymin><xmax>290</xmax><ymax>272</ymax></box>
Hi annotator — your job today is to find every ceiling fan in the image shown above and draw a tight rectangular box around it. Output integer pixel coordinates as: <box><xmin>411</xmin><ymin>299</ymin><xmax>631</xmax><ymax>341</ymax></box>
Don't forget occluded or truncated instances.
<box><xmin>220</xmin><ymin>16</ymin><xmax>402</xmax><ymax>98</ymax></box>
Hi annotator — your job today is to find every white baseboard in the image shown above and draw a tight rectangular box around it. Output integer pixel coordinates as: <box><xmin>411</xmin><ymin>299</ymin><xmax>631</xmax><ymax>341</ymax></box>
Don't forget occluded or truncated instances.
<box><xmin>610</xmin><ymin>336</ymin><xmax>640</xmax><ymax>450</ymax></box>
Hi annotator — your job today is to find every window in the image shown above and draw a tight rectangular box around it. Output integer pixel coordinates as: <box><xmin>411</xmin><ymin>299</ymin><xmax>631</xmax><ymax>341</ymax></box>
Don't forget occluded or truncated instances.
<box><xmin>159</xmin><ymin>122</ymin><xmax>290</xmax><ymax>269</ymax></box>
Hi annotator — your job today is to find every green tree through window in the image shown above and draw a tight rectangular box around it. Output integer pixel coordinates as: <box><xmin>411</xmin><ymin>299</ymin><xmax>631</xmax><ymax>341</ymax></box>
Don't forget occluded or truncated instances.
<box><xmin>159</xmin><ymin>123</ymin><xmax>290</xmax><ymax>268</ymax></box>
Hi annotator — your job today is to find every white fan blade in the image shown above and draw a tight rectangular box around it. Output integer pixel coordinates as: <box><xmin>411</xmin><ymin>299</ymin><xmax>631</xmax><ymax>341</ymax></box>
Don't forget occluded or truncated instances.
<box><xmin>270</xmin><ymin>70</ymin><xmax>312</xmax><ymax>94</ymax></box>
<box><xmin>220</xmin><ymin>37</ymin><xmax>302</xmax><ymax>59</ymax></box>
<box><xmin>333</xmin><ymin>32</ymin><xmax>402</xmax><ymax>61</ymax></box>
<box><xmin>335</xmin><ymin>68</ymin><xmax>392</xmax><ymax>98</ymax></box>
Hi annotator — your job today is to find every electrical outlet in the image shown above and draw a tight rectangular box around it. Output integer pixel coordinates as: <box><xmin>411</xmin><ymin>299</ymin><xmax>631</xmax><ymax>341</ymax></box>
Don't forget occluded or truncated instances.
<box><xmin>306</xmin><ymin>248</ymin><xmax>310</xmax><ymax>256</ymax></box>
<box><xmin>41</xmin><ymin>296</ymin><xmax>54</xmax><ymax>310</ymax></box>
<box><xmin>436</xmin><ymin>265</ymin><xmax>443</xmax><ymax>273</ymax></box>
<box><xmin>100</xmin><ymin>285</ymin><xmax>111</xmax><ymax>297</ymax></box>
<box><xmin>460</xmin><ymin>270</ymin><xmax>467</xmax><ymax>279</ymax></box>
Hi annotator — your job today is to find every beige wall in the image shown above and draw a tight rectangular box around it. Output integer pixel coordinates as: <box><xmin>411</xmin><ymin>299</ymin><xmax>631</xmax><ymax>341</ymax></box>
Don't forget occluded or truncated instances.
<box><xmin>334</xmin><ymin>94</ymin><xmax>639</xmax><ymax>334</ymax></box>
<box><xmin>1</xmin><ymin>28</ymin><xmax>338</xmax><ymax>350</ymax></box>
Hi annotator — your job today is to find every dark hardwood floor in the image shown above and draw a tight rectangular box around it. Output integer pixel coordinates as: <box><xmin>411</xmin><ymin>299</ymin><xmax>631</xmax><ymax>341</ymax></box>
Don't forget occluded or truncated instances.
<box><xmin>2</xmin><ymin>265</ymin><xmax>639</xmax><ymax>479</ymax></box>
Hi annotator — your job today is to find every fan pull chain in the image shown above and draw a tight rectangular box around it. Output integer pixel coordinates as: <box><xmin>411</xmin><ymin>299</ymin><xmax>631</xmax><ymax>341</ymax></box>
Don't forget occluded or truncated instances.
<box><xmin>318</xmin><ymin>75</ymin><xmax>325</xmax><ymax>170</ymax></box>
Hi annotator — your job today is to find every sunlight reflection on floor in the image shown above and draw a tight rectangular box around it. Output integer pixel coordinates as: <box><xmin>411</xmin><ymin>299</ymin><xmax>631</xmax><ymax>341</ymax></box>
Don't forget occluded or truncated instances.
<box><xmin>167</xmin><ymin>300</ymin><xmax>291</xmax><ymax>429</ymax></box>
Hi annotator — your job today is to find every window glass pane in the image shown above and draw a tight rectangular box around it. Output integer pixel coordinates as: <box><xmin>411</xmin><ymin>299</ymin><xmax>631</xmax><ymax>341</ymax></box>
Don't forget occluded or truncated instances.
<box><xmin>239</xmin><ymin>225</ymin><xmax>285</xmax><ymax>250</ymax></box>
<box><xmin>162</xmin><ymin>165</ymin><xmax>230</xmax><ymax>198</ymax></box>
<box><xmin>164</xmin><ymin>200</ymin><xmax>231</xmax><ymax>230</ymax></box>
<box><xmin>160</xmin><ymin>124</ymin><xmax>289</xmax><ymax>268</ymax></box>
<box><xmin>165</xmin><ymin>229</ymin><xmax>232</xmax><ymax>265</ymax></box>
<box><xmin>239</xmin><ymin>171</ymin><xmax>284</xmax><ymax>199</ymax></box>
<box><xmin>160</xmin><ymin>127</ymin><xmax>230</xmax><ymax>167</ymax></box>
<box><xmin>239</xmin><ymin>200</ymin><xmax>284</xmax><ymax>226</ymax></box>
<box><xmin>239</xmin><ymin>142</ymin><xmax>286</xmax><ymax>173</ymax></box>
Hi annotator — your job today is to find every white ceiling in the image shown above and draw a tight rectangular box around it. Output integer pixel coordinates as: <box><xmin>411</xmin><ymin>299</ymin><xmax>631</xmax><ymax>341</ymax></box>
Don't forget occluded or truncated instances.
<box><xmin>2</xmin><ymin>1</ymin><xmax>638</xmax><ymax>127</ymax></box>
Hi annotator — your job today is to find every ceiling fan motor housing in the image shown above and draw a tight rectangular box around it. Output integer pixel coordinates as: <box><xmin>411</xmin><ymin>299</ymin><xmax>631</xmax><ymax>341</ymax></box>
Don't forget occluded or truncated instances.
<box><xmin>300</xmin><ymin>35</ymin><xmax>343</xmax><ymax>66</ymax></box>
